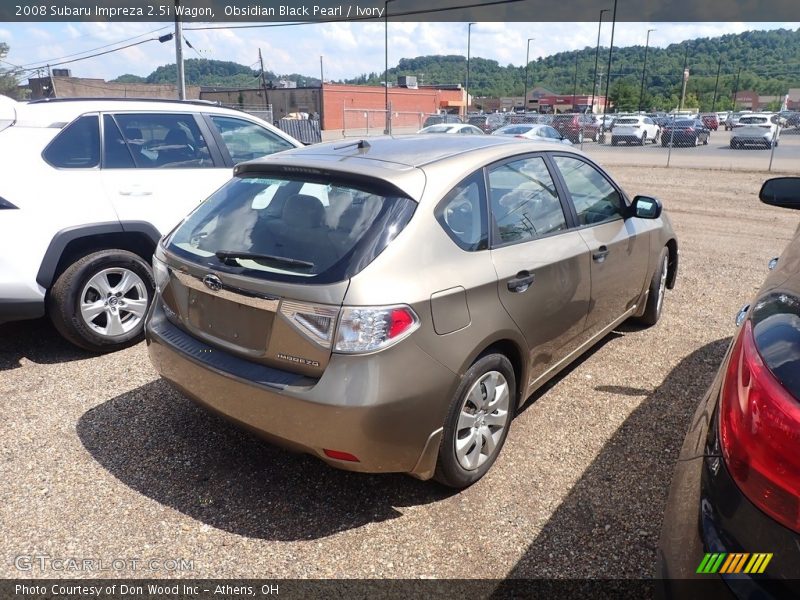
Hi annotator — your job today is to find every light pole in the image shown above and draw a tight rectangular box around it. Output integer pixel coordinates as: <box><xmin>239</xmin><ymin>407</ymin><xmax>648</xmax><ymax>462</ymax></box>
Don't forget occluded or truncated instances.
<box><xmin>602</xmin><ymin>0</ymin><xmax>617</xmax><ymax>120</ymax></box>
<box><xmin>466</xmin><ymin>22</ymin><xmax>476</xmax><ymax>113</ymax></box>
<box><xmin>679</xmin><ymin>44</ymin><xmax>689</xmax><ymax>111</ymax></box>
<box><xmin>524</xmin><ymin>37</ymin><xmax>534</xmax><ymax>113</ymax></box>
<box><xmin>384</xmin><ymin>0</ymin><xmax>396</xmax><ymax>133</ymax></box>
<box><xmin>638</xmin><ymin>28</ymin><xmax>655</xmax><ymax>113</ymax></box>
<box><xmin>590</xmin><ymin>9</ymin><xmax>608</xmax><ymax>115</ymax></box>
<box><xmin>572</xmin><ymin>52</ymin><xmax>579</xmax><ymax>110</ymax></box>
<box><xmin>711</xmin><ymin>56</ymin><xmax>722</xmax><ymax>111</ymax></box>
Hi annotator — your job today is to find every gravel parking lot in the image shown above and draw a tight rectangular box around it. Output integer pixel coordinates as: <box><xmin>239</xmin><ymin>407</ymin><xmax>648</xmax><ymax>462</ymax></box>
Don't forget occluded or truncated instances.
<box><xmin>1</xmin><ymin>166</ymin><xmax>798</xmax><ymax>581</ymax></box>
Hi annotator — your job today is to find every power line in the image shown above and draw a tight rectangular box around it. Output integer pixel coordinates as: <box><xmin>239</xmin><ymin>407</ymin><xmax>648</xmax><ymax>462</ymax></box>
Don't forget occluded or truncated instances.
<box><xmin>10</xmin><ymin>25</ymin><xmax>171</xmax><ymax>69</ymax></box>
<box><xmin>10</xmin><ymin>37</ymin><xmax>167</xmax><ymax>77</ymax></box>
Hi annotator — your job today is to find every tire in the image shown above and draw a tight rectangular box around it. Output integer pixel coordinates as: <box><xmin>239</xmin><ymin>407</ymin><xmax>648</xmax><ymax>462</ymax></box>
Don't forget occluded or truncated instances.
<box><xmin>577</xmin><ymin>131</ymin><xmax>584</xmax><ymax>144</ymax></box>
<box><xmin>48</xmin><ymin>249</ymin><xmax>155</xmax><ymax>353</ymax></box>
<box><xmin>434</xmin><ymin>353</ymin><xmax>516</xmax><ymax>488</ymax></box>
<box><xmin>636</xmin><ymin>247</ymin><xmax>669</xmax><ymax>327</ymax></box>
<box><xmin>694</xmin><ymin>135</ymin><xmax>700</xmax><ymax>147</ymax></box>
<box><xmin>639</xmin><ymin>133</ymin><xmax>646</xmax><ymax>146</ymax></box>
<box><xmin>592</xmin><ymin>130</ymin><xmax>599</xmax><ymax>142</ymax></box>
<box><xmin>703</xmin><ymin>135</ymin><xmax>709</xmax><ymax>145</ymax></box>
<box><xmin>611</xmin><ymin>137</ymin><xmax>618</xmax><ymax>146</ymax></box>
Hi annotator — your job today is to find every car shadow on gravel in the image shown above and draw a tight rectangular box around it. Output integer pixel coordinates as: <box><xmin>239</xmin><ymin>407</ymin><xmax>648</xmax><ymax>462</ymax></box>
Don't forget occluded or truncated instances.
<box><xmin>76</xmin><ymin>378</ymin><xmax>454</xmax><ymax>541</ymax></box>
<box><xmin>0</xmin><ymin>318</ymin><xmax>90</xmax><ymax>371</ymax></box>
<box><xmin>498</xmin><ymin>337</ymin><xmax>731</xmax><ymax>580</ymax></box>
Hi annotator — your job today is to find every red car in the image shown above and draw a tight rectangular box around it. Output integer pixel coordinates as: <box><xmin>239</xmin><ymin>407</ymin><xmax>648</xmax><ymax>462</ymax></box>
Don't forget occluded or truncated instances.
<box><xmin>550</xmin><ymin>114</ymin><xmax>602</xmax><ymax>143</ymax></box>
<box><xmin>701</xmin><ymin>113</ymin><xmax>719</xmax><ymax>131</ymax></box>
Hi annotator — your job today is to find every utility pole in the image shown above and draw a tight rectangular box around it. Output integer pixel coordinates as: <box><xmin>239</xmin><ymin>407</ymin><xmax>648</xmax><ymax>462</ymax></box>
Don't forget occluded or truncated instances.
<box><xmin>638</xmin><ymin>28</ymin><xmax>655</xmax><ymax>113</ymax></box>
<box><xmin>732</xmin><ymin>66</ymin><xmax>742</xmax><ymax>109</ymax></box>
<box><xmin>711</xmin><ymin>56</ymin><xmax>722</xmax><ymax>111</ymax></box>
<box><xmin>319</xmin><ymin>55</ymin><xmax>324</xmax><ymax>84</ymax></box>
<box><xmin>602</xmin><ymin>0</ymin><xmax>617</xmax><ymax>120</ymax></box>
<box><xmin>524</xmin><ymin>37</ymin><xmax>535</xmax><ymax>113</ymax></box>
<box><xmin>466</xmin><ymin>22</ymin><xmax>476</xmax><ymax>114</ymax></box>
<box><xmin>258</xmin><ymin>48</ymin><xmax>270</xmax><ymax>109</ymax></box>
<box><xmin>590</xmin><ymin>9</ymin><xmax>607</xmax><ymax>115</ymax></box>
<box><xmin>572</xmin><ymin>52</ymin><xmax>579</xmax><ymax>110</ymax></box>
<box><xmin>174</xmin><ymin>0</ymin><xmax>186</xmax><ymax>100</ymax></box>
<box><xmin>679</xmin><ymin>44</ymin><xmax>689</xmax><ymax>111</ymax></box>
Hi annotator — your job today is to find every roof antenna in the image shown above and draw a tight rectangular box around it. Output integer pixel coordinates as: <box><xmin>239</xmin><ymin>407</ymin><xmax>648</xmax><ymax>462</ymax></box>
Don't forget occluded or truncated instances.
<box><xmin>333</xmin><ymin>139</ymin><xmax>371</xmax><ymax>151</ymax></box>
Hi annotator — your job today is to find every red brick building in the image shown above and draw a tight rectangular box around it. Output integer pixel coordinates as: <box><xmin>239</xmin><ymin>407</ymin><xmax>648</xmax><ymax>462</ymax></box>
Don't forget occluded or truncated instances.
<box><xmin>321</xmin><ymin>83</ymin><xmax>465</xmax><ymax>131</ymax></box>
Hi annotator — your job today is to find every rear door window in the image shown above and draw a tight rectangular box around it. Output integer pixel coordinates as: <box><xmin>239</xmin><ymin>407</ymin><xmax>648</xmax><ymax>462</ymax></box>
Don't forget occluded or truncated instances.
<box><xmin>43</xmin><ymin>115</ymin><xmax>100</xmax><ymax>168</ymax></box>
<box><xmin>112</xmin><ymin>113</ymin><xmax>213</xmax><ymax>169</ymax></box>
<box><xmin>208</xmin><ymin>115</ymin><xmax>295</xmax><ymax>163</ymax></box>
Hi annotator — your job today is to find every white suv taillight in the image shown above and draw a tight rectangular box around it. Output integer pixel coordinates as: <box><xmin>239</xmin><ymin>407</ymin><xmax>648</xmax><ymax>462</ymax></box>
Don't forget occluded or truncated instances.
<box><xmin>334</xmin><ymin>305</ymin><xmax>420</xmax><ymax>354</ymax></box>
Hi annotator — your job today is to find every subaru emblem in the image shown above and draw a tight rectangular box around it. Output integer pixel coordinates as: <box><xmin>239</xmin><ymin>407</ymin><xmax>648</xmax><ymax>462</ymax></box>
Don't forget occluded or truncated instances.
<box><xmin>203</xmin><ymin>274</ymin><xmax>223</xmax><ymax>292</ymax></box>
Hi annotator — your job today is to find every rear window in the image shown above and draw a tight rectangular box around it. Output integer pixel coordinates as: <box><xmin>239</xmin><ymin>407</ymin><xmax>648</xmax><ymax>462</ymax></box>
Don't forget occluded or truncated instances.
<box><xmin>740</xmin><ymin>117</ymin><xmax>768</xmax><ymax>124</ymax></box>
<box><xmin>42</xmin><ymin>115</ymin><xmax>100</xmax><ymax>168</ymax></box>
<box><xmin>167</xmin><ymin>174</ymin><xmax>416</xmax><ymax>284</ymax></box>
<box><xmin>468</xmin><ymin>117</ymin><xmax>485</xmax><ymax>126</ymax></box>
<box><xmin>496</xmin><ymin>126</ymin><xmax>531</xmax><ymax>135</ymax></box>
<box><xmin>615</xmin><ymin>118</ymin><xmax>639</xmax><ymax>125</ymax></box>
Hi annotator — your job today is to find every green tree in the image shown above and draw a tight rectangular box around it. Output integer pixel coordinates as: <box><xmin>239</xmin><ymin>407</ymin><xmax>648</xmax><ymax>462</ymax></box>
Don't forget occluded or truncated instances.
<box><xmin>0</xmin><ymin>43</ymin><xmax>27</xmax><ymax>100</ymax></box>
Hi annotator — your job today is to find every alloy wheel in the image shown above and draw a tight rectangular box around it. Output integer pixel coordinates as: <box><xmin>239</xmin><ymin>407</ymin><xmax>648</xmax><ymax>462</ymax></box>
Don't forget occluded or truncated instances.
<box><xmin>79</xmin><ymin>268</ymin><xmax>149</xmax><ymax>338</ymax></box>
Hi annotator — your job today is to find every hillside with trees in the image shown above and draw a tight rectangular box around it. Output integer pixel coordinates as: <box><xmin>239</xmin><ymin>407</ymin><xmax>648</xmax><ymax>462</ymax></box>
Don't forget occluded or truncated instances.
<box><xmin>97</xmin><ymin>27</ymin><xmax>800</xmax><ymax>112</ymax></box>
<box><xmin>112</xmin><ymin>58</ymin><xmax>320</xmax><ymax>88</ymax></box>
<box><xmin>347</xmin><ymin>27</ymin><xmax>800</xmax><ymax>111</ymax></box>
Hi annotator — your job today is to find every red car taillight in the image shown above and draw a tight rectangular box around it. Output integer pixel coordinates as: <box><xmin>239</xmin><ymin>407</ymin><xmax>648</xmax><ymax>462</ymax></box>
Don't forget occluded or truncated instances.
<box><xmin>719</xmin><ymin>320</ymin><xmax>800</xmax><ymax>533</ymax></box>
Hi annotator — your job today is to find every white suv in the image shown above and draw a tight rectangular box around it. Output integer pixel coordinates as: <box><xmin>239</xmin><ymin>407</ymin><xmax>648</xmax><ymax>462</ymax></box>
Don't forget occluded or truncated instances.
<box><xmin>0</xmin><ymin>97</ymin><xmax>300</xmax><ymax>351</ymax></box>
<box><xmin>730</xmin><ymin>113</ymin><xmax>781</xmax><ymax>149</ymax></box>
<box><xmin>610</xmin><ymin>115</ymin><xmax>660</xmax><ymax>145</ymax></box>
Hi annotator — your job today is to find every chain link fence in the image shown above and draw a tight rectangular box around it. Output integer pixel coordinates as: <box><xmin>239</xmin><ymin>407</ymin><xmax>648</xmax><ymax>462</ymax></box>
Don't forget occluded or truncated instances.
<box><xmin>219</xmin><ymin>103</ymin><xmax>274</xmax><ymax>126</ymax></box>
<box><xmin>342</xmin><ymin>108</ymin><xmax>449</xmax><ymax>137</ymax></box>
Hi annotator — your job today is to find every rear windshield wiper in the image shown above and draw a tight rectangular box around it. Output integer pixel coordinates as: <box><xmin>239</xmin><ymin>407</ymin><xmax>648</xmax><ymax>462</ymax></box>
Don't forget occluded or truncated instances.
<box><xmin>215</xmin><ymin>251</ymin><xmax>315</xmax><ymax>269</ymax></box>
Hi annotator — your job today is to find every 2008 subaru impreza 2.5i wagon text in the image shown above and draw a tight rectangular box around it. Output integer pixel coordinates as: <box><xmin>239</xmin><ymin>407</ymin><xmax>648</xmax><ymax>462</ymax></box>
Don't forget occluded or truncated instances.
<box><xmin>145</xmin><ymin>136</ymin><xmax>678</xmax><ymax>488</ymax></box>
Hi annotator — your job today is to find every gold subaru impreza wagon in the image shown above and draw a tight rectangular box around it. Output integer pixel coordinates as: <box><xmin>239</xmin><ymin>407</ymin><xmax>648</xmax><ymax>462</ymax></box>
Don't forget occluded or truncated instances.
<box><xmin>146</xmin><ymin>136</ymin><xmax>677</xmax><ymax>487</ymax></box>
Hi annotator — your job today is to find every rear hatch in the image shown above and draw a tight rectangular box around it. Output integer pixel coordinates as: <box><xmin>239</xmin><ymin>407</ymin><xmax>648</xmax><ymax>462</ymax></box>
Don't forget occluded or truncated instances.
<box><xmin>551</xmin><ymin>115</ymin><xmax>578</xmax><ymax>133</ymax></box>
<box><xmin>612</xmin><ymin>117</ymin><xmax>641</xmax><ymax>135</ymax></box>
<box><xmin>158</xmin><ymin>165</ymin><xmax>419</xmax><ymax>377</ymax></box>
<box><xmin>737</xmin><ymin>116</ymin><xmax>772</xmax><ymax>138</ymax></box>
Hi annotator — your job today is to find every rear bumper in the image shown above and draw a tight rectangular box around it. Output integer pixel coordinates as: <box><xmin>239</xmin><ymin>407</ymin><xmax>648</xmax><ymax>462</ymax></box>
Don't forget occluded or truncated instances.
<box><xmin>145</xmin><ymin>303</ymin><xmax>458</xmax><ymax>478</ymax></box>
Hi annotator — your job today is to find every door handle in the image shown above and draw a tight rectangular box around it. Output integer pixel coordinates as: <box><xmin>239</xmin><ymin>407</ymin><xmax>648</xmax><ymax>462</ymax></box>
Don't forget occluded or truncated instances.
<box><xmin>592</xmin><ymin>245</ymin><xmax>609</xmax><ymax>263</ymax></box>
<box><xmin>507</xmin><ymin>271</ymin><xmax>535</xmax><ymax>293</ymax></box>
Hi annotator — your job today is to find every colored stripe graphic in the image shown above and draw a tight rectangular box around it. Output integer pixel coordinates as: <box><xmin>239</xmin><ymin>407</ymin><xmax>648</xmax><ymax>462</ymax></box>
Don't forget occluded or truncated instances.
<box><xmin>698</xmin><ymin>553</ymin><xmax>773</xmax><ymax>574</ymax></box>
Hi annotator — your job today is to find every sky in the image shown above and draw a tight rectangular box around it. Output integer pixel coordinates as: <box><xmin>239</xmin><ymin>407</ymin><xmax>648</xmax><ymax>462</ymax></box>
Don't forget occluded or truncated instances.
<box><xmin>1</xmin><ymin>21</ymin><xmax>798</xmax><ymax>83</ymax></box>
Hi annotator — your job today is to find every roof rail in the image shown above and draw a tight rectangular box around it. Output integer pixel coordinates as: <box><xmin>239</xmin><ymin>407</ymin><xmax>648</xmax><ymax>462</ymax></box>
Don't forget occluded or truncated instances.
<box><xmin>27</xmin><ymin>97</ymin><xmax>222</xmax><ymax>107</ymax></box>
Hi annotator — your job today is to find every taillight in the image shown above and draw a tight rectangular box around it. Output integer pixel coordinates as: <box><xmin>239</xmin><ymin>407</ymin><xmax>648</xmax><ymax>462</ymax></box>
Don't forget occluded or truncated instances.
<box><xmin>280</xmin><ymin>300</ymin><xmax>339</xmax><ymax>349</ymax></box>
<box><xmin>334</xmin><ymin>305</ymin><xmax>420</xmax><ymax>354</ymax></box>
<box><xmin>719</xmin><ymin>320</ymin><xmax>800</xmax><ymax>533</ymax></box>
<box><xmin>0</xmin><ymin>196</ymin><xmax>18</xmax><ymax>209</ymax></box>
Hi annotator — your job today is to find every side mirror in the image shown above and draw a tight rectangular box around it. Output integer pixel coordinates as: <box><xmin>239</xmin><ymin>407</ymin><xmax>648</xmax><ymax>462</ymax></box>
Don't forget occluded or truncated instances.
<box><xmin>631</xmin><ymin>195</ymin><xmax>662</xmax><ymax>219</ymax></box>
<box><xmin>760</xmin><ymin>177</ymin><xmax>800</xmax><ymax>210</ymax></box>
